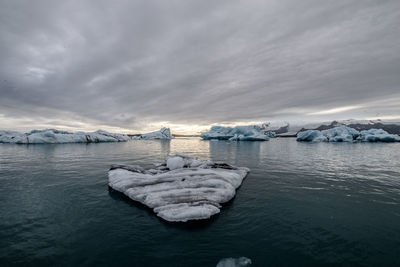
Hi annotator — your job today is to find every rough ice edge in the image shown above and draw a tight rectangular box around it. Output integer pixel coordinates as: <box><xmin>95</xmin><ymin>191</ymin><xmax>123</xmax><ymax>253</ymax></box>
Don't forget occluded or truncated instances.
<box><xmin>108</xmin><ymin>154</ymin><xmax>250</xmax><ymax>222</ymax></box>
<box><xmin>296</xmin><ymin>126</ymin><xmax>400</xmax><ymax>143</ymax></box>
<box><xmin>0</xmin><ymin>129</ymin><xmax>131</xmax><ymax>144</ymax></box>
<box><xmin>130</xmin><ymin>127</ymin><xmax>173</xmax><ymax>140</ymax></box>
<box><xmin>359</xmin><ymin>128</ymin><xmax>400</xmax><ymax>142</ymax></box>
<box><xmin>201</xmin><ymin>125</ymin><xmax>275</xmax><ymax>141</ymax></box>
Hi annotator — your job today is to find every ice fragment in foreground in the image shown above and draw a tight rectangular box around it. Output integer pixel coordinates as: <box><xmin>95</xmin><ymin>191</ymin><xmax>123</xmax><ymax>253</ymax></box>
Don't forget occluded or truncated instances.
<box><xmin>108</xmin><ymin>154</ymin><xmax>249</xmax><ymax>222</ymax></box>
<box><xmin>216</xmin><ymin>257</ymin><xmax>252</xmax><ymax>267</ymax></box>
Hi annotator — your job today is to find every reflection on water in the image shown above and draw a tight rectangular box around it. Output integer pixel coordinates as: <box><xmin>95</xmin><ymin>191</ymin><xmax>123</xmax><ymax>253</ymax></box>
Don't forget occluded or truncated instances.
<box><xmin>209</xmin><ymin>140</ymin><xmax>262</xmax><ymax>165</ymax></box>
<box><xmin>0</xmin><ymin>138</ymin><xmax>400</xmax><ymax>266</ymax></box>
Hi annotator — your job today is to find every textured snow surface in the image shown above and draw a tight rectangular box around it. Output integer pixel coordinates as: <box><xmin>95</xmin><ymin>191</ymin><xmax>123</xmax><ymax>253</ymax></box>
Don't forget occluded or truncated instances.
<box><xmin>131</xmin><ymin>127</ymin><xmax>173</xmax><ymax>140</ymax></box>
<box><xmin>262</xmin><ymin>119</ymin><xmax>400</xmax><ymax>135</ymax></box>
<box><xmin>0</xmin><ymin>129</ymin><xmax>130</xmax><ymax>144</ymax></box>
<box><xmin>322</xmin><ymin>126</ymin><xmax>360</xmax><ymax>142</ymax></box>
<box><xmin>216</xmin><ymin>257</ymin><xmax>252</xmax><ymax>267</ymax></box>
<box><xmin>297</xmin><ymin>126</ymin><xmax>400</xmax><ymax>142</ymax></box>
<box><xmin>108</xmin><ymin>154</ymin><xmax>249</xmax><ymax>222</ymax></box>
<box><xmin>201</xmin><ymin>125</ymin><xmax>274</xmax><ymax>141</ymax></box>
<box><xmin>359</xmin><ymin>129</ymin><xmax>400</xmax><ymax>142</ymax></box>
<box><xmin>166</xmin><ymin>156</ymin><xmax>185</xmax><ymax>170</ymax></box>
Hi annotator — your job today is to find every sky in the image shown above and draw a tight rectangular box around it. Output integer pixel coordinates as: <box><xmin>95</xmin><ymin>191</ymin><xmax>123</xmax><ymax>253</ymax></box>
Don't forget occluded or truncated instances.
<box><xmin>1</xmin><ymin>0</ymin><xmax>400</xmax><ymax>134</ymax></box>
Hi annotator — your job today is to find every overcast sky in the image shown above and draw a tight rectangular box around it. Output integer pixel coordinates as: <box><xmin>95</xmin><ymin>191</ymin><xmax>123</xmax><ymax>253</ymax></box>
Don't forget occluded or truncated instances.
<box><xmin>1</xmin><ymin>0</ymin><xmax>400</xmax><ymax>133</ymax></box>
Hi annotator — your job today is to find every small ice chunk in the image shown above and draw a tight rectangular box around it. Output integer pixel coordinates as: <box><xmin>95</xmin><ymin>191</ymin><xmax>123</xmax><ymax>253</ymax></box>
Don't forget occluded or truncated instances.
<box><xmin>216</xmin><ymin>257</ymin><xmax>252</xmax><ymax>267</ymax></box>
<box><xmin>189</xmin><ymin>159</ymin><xmax>202</xmax><ymax>167</ymax></box>
<box><xmin>166</xmin><ymin>156</ymin><xmax>185</xmax><ymax>170</ymax></box>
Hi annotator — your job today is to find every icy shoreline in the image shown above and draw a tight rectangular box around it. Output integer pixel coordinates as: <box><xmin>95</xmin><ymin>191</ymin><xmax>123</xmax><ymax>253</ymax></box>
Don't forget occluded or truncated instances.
<box><xmin>108</xmin><ymin>154</ymin><xmax>249</xmax><ymax>222</ymax></box>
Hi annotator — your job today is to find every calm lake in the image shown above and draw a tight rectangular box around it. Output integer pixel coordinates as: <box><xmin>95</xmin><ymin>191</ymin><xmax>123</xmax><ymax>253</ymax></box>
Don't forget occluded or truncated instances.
<box><xmin>1</xmin><ymin>138</ymin><xmax>399</xmax><ymax>266</ymax></box>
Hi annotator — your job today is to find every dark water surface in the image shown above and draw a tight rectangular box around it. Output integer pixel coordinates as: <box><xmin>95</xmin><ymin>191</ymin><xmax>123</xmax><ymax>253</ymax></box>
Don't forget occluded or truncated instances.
<box><xmin>1</xmin><ymin>138</ymin><xmax>399</xmax><ymax>266</ymax></box>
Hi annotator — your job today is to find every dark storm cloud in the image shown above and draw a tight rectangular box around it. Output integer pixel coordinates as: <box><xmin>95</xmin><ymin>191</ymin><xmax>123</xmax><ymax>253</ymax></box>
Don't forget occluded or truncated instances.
<box><xmin>1</xmin><ymin>0</ymin><xmax>400</xmax><ymax>131</ymax></box>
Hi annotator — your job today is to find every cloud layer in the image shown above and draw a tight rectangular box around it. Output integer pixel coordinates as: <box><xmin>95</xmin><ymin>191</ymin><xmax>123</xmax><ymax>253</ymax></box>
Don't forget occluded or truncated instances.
<box><xmin>1</xmin><ymin>0</ymin><xmax>400</xmax><ymax>132</ymax></box>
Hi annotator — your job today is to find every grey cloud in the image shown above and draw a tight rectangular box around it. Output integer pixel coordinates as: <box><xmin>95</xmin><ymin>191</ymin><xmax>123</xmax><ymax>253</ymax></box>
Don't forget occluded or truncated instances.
<box><xmin>1</xmin><ymin>0</ymin><xmax>400</xmax><ymax>131</ymax></box>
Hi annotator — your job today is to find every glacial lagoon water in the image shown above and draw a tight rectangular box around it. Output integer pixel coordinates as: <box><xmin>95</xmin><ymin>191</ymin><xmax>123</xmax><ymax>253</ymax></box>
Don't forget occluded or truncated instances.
<box><xmin>0</xmin><ymin>138</ymin><xmax>399</xmax><ymax>266</ymax></box>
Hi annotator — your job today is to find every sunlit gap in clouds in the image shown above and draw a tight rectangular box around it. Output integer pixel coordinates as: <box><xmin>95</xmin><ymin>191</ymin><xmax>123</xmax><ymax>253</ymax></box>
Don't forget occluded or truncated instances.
<box><xmin>307</xmin><ymin>105</ymin><xmax>363</xmax><ymax>115</ymax></box>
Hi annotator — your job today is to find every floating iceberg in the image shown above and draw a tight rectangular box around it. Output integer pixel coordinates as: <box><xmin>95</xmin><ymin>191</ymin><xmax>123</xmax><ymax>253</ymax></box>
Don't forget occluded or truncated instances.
<box><xmin>297</xmin><ymin>126</ymin><xmax>360</xmax><ymax>142</ymax></box>
<box><xmin>296</xmin><ymin>130</ymin><xmax>328</xmax><ymax>142</ymax></box>
<box><xmin>108</xmin><ymin>154</ymin><xmax>249</xmax><ymax>222</ymax></box>
<box><xmin>201</xmin><ymin>125</ymin><xmax>273</xmax><ymax>141</ymax></box>
<box><xmin>321</xmin><ymin>126</ymin><xmax>360</xmax><ymax>142</ymax></box>
<box><xmin>201</xmin><ymin>126</ymin><xmax>235</xmax><ymax>140</ymax></box>
<box><xmin>216</xmin><ymin>257</ymin><xmax>252</xmax><ymax>267</ymax></box>
<box><xmin>131</xmin><ymin>127</ymin><xmax>173</xmax><ymax>140</ymax></box>
<box><xmin>359</xmin><ymin>129</ymin><xmax>400</xmax><ymax>142</ymax></box>
<box><xmin>297</xmin><ymin>126</ymin><xmax>400</xmax><ymax>143</ymax></box>
<box><xmin>0</xmin><ymin>130</ymin><xmax>28</xmax><ymax>143</ymax></box>
<box><xmin>0</xmin><ymin>129</ymin><xmax>131</xmax><ymax>144</ymax></box>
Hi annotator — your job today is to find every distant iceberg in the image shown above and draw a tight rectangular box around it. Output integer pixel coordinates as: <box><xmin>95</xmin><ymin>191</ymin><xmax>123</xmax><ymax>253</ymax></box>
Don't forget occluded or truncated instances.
<box><xmin>297</xmin><ymin>126</ymin><xmax>400</xmax><ymax>143</ymax></box>
<box><xmin>201</xmin><ymin>125</ymin><xmax>274</xmax><ymax>141</ymax></box>
<box><xmin>131</xmin><ymin>127</ymin><xmax>173</xmax><ymax>140</ymax></box>
<box><xmin>0</xmin><ymin>129</ymin><xmax>131</xmax><ymax>144</ymax></box>
<box><xmin>108</xmin><ymin>154</ymin><xmax>249</xmax><ymax>222</ymax></box>
<box><xmin>296</xmin><ymin>129</ymin><xmax>328</xmax><ymax>142</ymax></box>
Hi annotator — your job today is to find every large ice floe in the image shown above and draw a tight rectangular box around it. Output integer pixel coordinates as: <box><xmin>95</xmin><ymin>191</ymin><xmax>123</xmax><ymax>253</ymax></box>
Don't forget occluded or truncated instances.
<box><xmin>201</xmin><ymin>125</ymin><xmax>274</xmax><ymax>141</ymax></box>
<box><xmin>108</xmin><ymin>154</ymin><xmax>249</xmax><ymax>222</ymax></box>
<box><xmin>297</xmin><ymin>126</ymin><xmax>400</xmax><ymax>142</ymax></box>
<box><xmin>0</xmin><ymin>129</ymin><xmax>131</xmax><ymax>144</ymax></box>
<box><xmin>131</xmin><ymin>127</ymin><xmax>173</xmax><ymax>140</ymax></box>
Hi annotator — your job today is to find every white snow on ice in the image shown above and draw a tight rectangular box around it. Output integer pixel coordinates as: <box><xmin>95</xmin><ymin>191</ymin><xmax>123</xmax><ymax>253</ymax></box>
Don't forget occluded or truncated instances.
<box><xmin>201</xmin><ymin>125</ymin><xmax>274</xmax><ymax>141</ymax></box>
<box><xmin>297</xmin><ymin>126</ymin><xmax>400</xmax><ymax>142</ymax></box>
<box><xmin>131</xmin><ymin>127</ymin><xmax>173</xmax><ymax>140</ymax></box>
<box><xmin>0</xmin><ymin>129</ymin><xmax>131</xmax><ymax>144</ymax></box>
<box><xmin>0</xmin><ymin>128</ymin><xmax>174</xmax><ymax>143</ymax></box>
<box><xmin>359</xmin><ymin>128</ymin><xmax>400</xmax><ymax>142</ymax></box>
<box><xmin>108</xmin><ymin>154</ymin><xmax>249</xmax><ymax>222</ymax></box>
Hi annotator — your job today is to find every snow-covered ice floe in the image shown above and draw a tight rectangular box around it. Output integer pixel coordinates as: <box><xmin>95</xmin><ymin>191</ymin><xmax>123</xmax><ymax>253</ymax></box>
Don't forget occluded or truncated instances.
<box><xmin>296</xmin><ymin>126</ymin><xmax>400</xmax><ymax>142</ymax></box>
<box><xmin>108</xmin><ymin>154</ymin><xmax>249</xmax><ymax>222</ymax></box>
<box><xmin>216</xmin><ymin>257</ymin><xmax>252</xmax><ymax>267</ymax></box>
<box><xmin>296</xmin><ymin>126</ymin><xmax>359</xmax><ymax>142</ymax></box>
<box><xmin>359</xmin><ymin>129</ymin><xmax>400</xmax><ymax>142</ymax></box>
<box><xmin>131</xmin><ymin>127</ymin><xmax>173</xmax><ymax>140</ymax></box>
<box><xmin>0</xmin><ymin>129</ymin><xmax>131</xmax><ymax>144</ymax></box>
<box><xmin>201</xmin><ymin>125</ymin><xmax>274</xmax><ymax>141</ymax></box>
